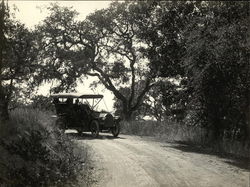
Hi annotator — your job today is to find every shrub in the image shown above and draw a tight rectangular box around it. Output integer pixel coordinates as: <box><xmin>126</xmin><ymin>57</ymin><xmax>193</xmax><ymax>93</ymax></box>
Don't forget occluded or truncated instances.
<box><xmin>0</xmin><ymin>108</ymin><xmax>89</xmax><ymax>187</ymax></box>
<box><xmin>121</xmin><ymin>120</ymin><xmax>250</xmax><ymax>158</ymax></box>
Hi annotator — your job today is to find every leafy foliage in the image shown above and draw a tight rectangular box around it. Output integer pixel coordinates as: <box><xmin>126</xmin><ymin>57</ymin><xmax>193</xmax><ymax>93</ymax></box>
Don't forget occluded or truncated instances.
<box><xmin>0</xmin><ymin>108</ymin><xmax>88</xmax><ymax>186</ymax></box>
<box><xmin>1</xmin><ymin>1</ymin><xmax>248</xmax><ymax>144</ymax></box>
<box><xmin>29</xmin><ymin>95</ymin><xmax>54</xmax><ymax>111</ymax></box>
<box><xmin>0</xmin><ymin>1</ymin><xmax>39</xmax><ymax>121</ymax></box>
<box><xmin>182</xmin><ymin>1</ymin><xmax>250</xmax><ymax>140</ymax></box>
<box><xmin>36</xmin><ymin>2</ymin><xmax>157</xmax><ymax>120</ymax></box>
<box><xmin>126</xmin><ymin>1</ymin><xmax>250</xmax><ymax>141</ymax></box>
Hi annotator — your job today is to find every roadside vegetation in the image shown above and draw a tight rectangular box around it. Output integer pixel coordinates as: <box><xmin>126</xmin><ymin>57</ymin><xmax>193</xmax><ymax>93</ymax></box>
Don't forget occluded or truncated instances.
<box><xmin>0</xmin><ymin>108</ymin><xmax>91</xmax><ymax>186</ymax></box>
<box><xmin>112</xmin><ymin>1</ymin><xmax>249</xmax><ymax>158</ymax></box>
<box><xmin>121</xmin><ymin>120</ymin><xmax>250</xmax><ymax>158</ymax></box>
<box><xmin>0</xmin><ymin>1</ymin><xmax>249</xmax><ymax>185</ymax></box>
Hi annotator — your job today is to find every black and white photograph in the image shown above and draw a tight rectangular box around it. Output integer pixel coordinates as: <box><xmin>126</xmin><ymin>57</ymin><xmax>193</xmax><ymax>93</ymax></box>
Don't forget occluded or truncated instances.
<box><xmin>0</xmin><ymin>0</ymin><xmax>249</xmax><ymax>186</ymax></box>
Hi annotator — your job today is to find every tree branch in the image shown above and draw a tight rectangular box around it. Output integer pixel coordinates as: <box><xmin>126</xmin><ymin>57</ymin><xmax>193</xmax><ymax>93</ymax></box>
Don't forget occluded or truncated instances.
<box><xmin>131</xmin><ymin>78</ymin><xmax>155</xmax><ymax>111</ymax></box>
<box><xmin>87</xmin><ymin>67</ymin><xmax>127</xmax><ymax>103</ymax></box>
<box><xmin>128</xmin><ymin>43</ymin><xmax>136</xmax><ymax>108</ymax></box>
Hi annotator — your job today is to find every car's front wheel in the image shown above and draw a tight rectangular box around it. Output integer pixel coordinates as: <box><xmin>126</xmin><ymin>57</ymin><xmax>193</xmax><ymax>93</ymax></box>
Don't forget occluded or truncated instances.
<box><xmin>111</xmin><ymin>122</ymin><xmax>120</xmax><ymax>137</ymax></box>
<box><xmin>90</xmin><ymin>120</ymin><xmax>99</xmax><ymax>138</ymax></box>
<box><xmin>77</xmin><ymin>129</ymin><xmax>83</xmax><ymax>135</ymax></box>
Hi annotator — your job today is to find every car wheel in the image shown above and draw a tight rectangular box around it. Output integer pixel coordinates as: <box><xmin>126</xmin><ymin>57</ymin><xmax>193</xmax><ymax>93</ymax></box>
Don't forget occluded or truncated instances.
<box><xmin>77</xmin><ymin>129</ymin><xmax>83</xmax><ymax>135</ymax></box>
<box><xmin>90</xmin><ymin>120</ymin><xmax>99</xmax><ymax>138</ymax></box>
<box><xmin>111</xmin><ymin>122</ymin><xmax>120</xmax><ymax>137</ymax></box>
<box><xmin>56</xmin><ymin>118</ymin><xmax>65</xmax><ymax>130</ymax></box>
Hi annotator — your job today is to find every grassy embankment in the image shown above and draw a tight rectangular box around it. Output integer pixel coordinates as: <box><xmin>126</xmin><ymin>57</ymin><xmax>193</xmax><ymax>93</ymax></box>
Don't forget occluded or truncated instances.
<box><xmin>121</xmin><ymin>120</ymin><xmax>250</xmax><ymax>158</ymax></box>
<box><xmin>0</xmin><ymin>108</ymin><xmax>92</xmax><ymax>187</ymax></box>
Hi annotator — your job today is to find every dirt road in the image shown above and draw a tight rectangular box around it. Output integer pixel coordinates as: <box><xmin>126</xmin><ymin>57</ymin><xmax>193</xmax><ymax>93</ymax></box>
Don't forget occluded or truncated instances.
<box><xmin>77</xmin><ymin>133</ymin><xmax>249</xmax><ymax>187</ymax></box>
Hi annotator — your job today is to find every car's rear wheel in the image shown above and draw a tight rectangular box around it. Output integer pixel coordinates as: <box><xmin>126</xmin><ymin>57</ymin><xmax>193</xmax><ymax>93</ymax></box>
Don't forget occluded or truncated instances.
<box><xmin>90</xmin><ymin>120</ymin><xmax>99</xmax><ymax>138</ymax></box>
<box><xmin>56</xmin><ymin>118</ymin><xmax>65</xmax><ymax>131</ymax></box>
<box><xmin>111</xmin><ymin>122</ymin><xmax>120</xmax><ymax>137</ymax></box>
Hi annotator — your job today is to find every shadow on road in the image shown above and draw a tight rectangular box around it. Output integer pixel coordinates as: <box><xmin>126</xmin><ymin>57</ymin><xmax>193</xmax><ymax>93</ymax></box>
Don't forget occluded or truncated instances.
<box><xmin>164</xmin><ymin>141</ymin><xmax>250</xmax><ymax>171</ymax></box>
<box><xmin>66</xmin><ymin>132</ymin><xmax>126</xmax><ymax>140</ymax></box>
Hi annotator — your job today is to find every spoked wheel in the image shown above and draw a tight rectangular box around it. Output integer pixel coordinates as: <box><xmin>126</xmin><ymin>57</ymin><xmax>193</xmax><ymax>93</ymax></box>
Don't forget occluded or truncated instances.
<box><xmin>90</xmin><ymin>120</ymin><xmax>99</xmax><ymax>138</ymax></box>
<box><xmin>77</xmin><ymin>129</ymin><xmax>83</xmax><ymax>135</ymax></box>
<box><xmin>56</xmin><ymin>118</ymin><xmax>65</xmax><ymax>132</ymax></box>
<box><xmin>111</xmin><ymin>122</ymin><xmax>120</xmax><ymax>137</ymax></box>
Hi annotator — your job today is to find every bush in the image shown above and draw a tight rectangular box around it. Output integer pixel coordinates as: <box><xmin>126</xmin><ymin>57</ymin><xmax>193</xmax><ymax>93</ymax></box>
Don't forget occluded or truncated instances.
<box><xmin>121</xmin><ymin>120</ymin><xmax>206</xmax><ymax>142</ymax></box>
<box><xmin>0</xmin><ymin>108</ymin><xmax>90</xmax><ymax>187</ymax></box>
<box><xmin>121</xmin><ymin>120</ymin><xmax>250</xmax><ymax>158</ymax></box>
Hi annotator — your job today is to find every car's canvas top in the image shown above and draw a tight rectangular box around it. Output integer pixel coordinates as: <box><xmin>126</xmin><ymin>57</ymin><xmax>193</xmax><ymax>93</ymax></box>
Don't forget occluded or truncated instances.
<box><xmin>51</xmin><ymin>93</ymin><xmax>103</xmax><ymax>99</ymax></box>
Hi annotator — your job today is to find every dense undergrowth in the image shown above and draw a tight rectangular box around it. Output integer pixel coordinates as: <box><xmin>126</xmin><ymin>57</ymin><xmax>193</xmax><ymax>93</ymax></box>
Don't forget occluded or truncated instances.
<box><xmin>121</xmin><ymin>120</ymin><xmax>250</xmax><ymax>158</ymax></box>
<box><xmin>0</xmin><ymin>108</ymin><xmax>91</xmax><ymax>187</ymax></box>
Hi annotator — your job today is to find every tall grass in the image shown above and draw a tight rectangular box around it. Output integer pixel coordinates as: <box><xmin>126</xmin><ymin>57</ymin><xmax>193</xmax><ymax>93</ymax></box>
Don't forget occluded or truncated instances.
<box><xmin>0</xmin><ymin>108</ymin><xmax>91</xmax><ymax>187</ymax></box>
<box><xmin>121</xmin><ymin>120</ymin><xmax>250</xmax><ymax>158</ymax></box>
<box><xmin>121</xmin><ymin>120</ymin><xmax>207</xmax><ymax>143</ymax></box>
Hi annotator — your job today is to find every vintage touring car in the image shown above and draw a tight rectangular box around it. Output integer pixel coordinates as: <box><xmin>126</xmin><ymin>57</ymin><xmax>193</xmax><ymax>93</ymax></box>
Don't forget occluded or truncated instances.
<box><xmin>51</xmin><ymin>93</ymin><xmax>120</xmax><ymax>137</ymax></box>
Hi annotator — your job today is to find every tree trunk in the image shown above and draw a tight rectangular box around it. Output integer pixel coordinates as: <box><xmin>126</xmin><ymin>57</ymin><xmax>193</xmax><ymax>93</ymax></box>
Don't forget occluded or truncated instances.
<box><xmin>245</xmin><ymin>93</ymin><xmax>250</xmax><ymax>143</ymax></box>
<box><xmin>0</xmin><ymin>0</ymin><xmax>8</xmax><ymax>123</ymax></box>
<box><xmin>0</xmin><ymin>94</ymin><xmax>9</xmax><ymax>123</ymax></box>
<box><xmin>210</xmin><ymin>116</ymin><xmax>222</xmax><ymax>142</ymax></box>
<box><xmin>245</xmin><ymin>2</ymin><xmax>250</xmax><ymax>143</ymax></box>
<box><xmin>122</xmin><ymin>106</ymin><xmax>133</xmax><ymax>121</ymax></box>
<box><xmin>123</xmin><ymin>111</ymin><xmax>133</xmax><ymax>121</ymax></box>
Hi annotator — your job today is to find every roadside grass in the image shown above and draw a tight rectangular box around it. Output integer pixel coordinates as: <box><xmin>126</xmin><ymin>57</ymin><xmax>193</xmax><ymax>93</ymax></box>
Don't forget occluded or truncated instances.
<box><xmin>121</xmin><ymin>120</ymin><xmax>250</xmax><ymax>158</ymax></box>
<box><xmin>0</xmin><ymin>108</ymin><xmax>92</xmax><ymax>187</ymax></box>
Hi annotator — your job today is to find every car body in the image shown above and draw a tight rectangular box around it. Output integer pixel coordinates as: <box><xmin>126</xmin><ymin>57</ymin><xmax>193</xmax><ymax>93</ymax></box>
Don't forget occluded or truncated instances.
<box><xmin>51</xmin><ymin>93</ymin><xmax>120</xmax><ymax>137</ymax></box>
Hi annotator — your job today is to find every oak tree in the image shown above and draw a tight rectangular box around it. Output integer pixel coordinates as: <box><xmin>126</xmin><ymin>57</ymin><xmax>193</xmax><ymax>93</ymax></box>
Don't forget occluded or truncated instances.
<box><xmin>37</xmin><ymin>3</ymin><xmax>157</xmax><ymax>120</ymax></box>
<box><xmin>0</xmin><ymin>0</ymin><xmax>38</xmax><ymax>122</ymax></box>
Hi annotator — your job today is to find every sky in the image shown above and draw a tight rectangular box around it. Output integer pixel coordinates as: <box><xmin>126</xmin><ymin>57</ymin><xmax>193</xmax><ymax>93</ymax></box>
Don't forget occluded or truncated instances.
<box><xmin>8</xmin><ymin>0</ymin><xmax>115</xmax><ymax>112</ymax></box>
<box><xmin>9</xmin><ymin>1</ymin><xmax>112</xmax><ymax>28</ymax></box>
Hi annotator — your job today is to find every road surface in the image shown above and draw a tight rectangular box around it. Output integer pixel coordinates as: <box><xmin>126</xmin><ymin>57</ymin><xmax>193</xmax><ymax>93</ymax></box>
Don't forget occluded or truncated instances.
<box><xmin>75</xmin><ymin>133</ymin><xmax>249</xmax><ymax>187</ymax></box>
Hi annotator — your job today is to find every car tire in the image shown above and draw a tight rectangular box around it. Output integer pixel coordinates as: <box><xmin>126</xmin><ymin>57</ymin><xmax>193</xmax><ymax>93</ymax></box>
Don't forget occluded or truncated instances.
<box><xmin>77</xmin><ymin>129</ymin><xmax>83</xmax><ymax>135</ymax></box>
<box><xmin>56</xmin><ymin>118</ymin><xmax>65</xmax><ymax>130</ymax></box>
<box><xmin>111</xmin><ymin>122</ymin><xmax>120</xmax><ymax>137</ymax></box>
<box><xmin>90</xmin><ymin>120</ymin><xmax>99</xmax><ymax>138</ymax></box>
